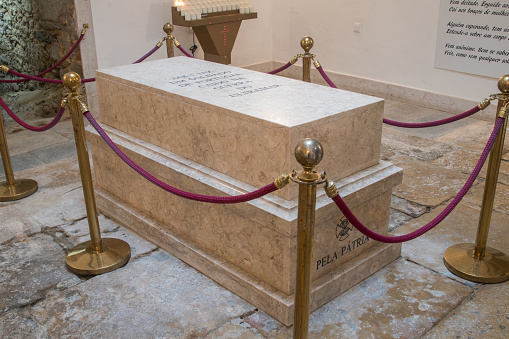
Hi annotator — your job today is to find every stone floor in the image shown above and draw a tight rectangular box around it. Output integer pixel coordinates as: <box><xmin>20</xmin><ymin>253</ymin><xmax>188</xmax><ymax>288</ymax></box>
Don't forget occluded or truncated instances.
<box><xmin>1</xmin><ymin>98</ymin><xmax>509</xmax><ymax>338</ymax></box>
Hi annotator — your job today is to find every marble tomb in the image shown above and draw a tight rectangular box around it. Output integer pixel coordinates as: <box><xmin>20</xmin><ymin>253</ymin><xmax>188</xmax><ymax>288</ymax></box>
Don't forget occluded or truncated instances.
<box><xmin>85</xmin><ymin>57</ymin><xmax>403</xmax><ymax>325</ymax></box>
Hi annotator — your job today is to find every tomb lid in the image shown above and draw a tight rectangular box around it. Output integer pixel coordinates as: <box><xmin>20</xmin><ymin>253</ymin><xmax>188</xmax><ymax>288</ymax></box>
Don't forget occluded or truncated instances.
<box><xmin>96</xmin><ymin>57</ymin><xmax>382</xmax><ymax>127</ymax></box>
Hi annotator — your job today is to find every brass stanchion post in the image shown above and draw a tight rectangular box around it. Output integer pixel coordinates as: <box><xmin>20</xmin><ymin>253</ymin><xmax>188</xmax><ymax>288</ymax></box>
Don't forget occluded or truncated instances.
<box><xmin>291</xmin><ymin>139</ymin><xmax>325</xmax><ymax>338</ymax></box>
<box><xmin>301</xmin><ymin>37</ymin><xmax>314</xmax><ymax>83</ymax></box>
<box><xmin>163</xmin><ymin>23</ymin><xmax>175</xmax><ymax>58</ymax></box>
<box><xmin>444</xmin><ymin>74</ymin><xmax>509</xmax><ymax>283</ymax></box>
<box><xmin>63</xmin><ymin>72</ymin><xmax>131</xmax><ymax>275</ymax></box>
<box><xmin>0</xmin><ymin>92</ymin><xmax>38</xmax><ymax>201</ymax></box>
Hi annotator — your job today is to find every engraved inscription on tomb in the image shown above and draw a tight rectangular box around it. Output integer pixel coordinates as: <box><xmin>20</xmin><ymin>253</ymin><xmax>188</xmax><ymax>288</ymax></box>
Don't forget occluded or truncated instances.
<box><xmin>168</xmin><ymin>70</ymin><xmax>281</xmax><ymax>97</ymax></box>
<box><xmin>316</xmin><ymin>217</ymin><xmax>370</xmax><ymax>270</ymax></box>
<box><xmin>336</xmin><ymin>216</ymin><xmax>352</xmax><ymax>241</ymax></box>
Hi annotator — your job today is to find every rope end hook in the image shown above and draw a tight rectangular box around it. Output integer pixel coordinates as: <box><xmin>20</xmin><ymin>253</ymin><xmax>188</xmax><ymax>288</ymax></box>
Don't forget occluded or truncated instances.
<box><xmin>81</xmin><ymin>23</ymin><xmax>89</xmax><ymax>35</ymax></box>
<box><xmin>274</xmin><ymin>173</ymin><xmax>292</xmax><ymax>189</ymax></box>
<box><xmin>324</xmin><ymin>179</ymin><xmax>338</xmax><ymax>198</ymax></box>
<box><xmin>478</xmin><ymin>98</ymin><xmax>491</xmax><ymax>110</ymax></box>
<box><xmin>290</xmin><ymin>55</ymin><xmax>300</xmax><ymax>65</ymax></box>
<box><xmin>157</xmin><ymin>38</ymin><xmax>166</xmax><ymax>48</ymax></box>
<box><xmin>313</xmin><ymin>58</ymin><xmax>321</xmax><ymax>69</ymax></box>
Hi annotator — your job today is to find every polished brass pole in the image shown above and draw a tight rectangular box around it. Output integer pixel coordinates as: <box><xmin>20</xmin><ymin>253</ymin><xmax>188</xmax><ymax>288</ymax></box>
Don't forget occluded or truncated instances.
<box><xmin>291</xmin><ymin>139</ymin><xmax>325</xmax><ymax>338</ymax></box>
<box><xmin>163</xmin><ymin>23</ymin><xmax>175</xmax><ymax>58</ymax></box>
<box><xmin>444</xmin><ymin>74</ymin><xmax>509</xmax><ymax>283</ymax></box>
<box><xmin>63</xmin><ymin>72</ymin><xmax>131</xmax><ymax>275</ymax></box>
<box><xmin>66</xmin><ymin>73</ymin><xmax>102</xmax><ymax>252</ymax></box>
<box><xmin>0</xmin><ymin>87</ymin><xmax>38</xmax><ymax>201</ymax></box>
<box><xmin>301</xmin><ymin>37</ymin><xmax>314</xmax><ymax>83</ymax></box>
<box><xmin>474</xmin><ymin>96</ymin><xmax>508</xmax><ymax>258</ymax></box>
<box><xmin>0</xmin><ymin>115</ymin><xmax>15</xmax><ymax>186</ymax></box>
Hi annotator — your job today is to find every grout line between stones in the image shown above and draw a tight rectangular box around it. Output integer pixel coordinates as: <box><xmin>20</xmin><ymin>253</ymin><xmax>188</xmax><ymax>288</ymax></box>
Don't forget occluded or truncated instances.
<box><xmin>420</xmin><ymin>283</ymin><xmax>483</xmax><ymax>338</ymax></box>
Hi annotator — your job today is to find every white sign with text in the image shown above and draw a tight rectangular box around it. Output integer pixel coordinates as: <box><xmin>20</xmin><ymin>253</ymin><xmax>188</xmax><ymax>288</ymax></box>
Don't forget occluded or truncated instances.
<box><xmin>435</xmin><ymin>0</ymin><xmax>509</xmax><ymax>78</ymax></box>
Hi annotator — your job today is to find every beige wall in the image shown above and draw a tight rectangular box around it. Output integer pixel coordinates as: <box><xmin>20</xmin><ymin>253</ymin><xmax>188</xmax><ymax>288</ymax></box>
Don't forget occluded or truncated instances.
<box><xmin>75</xmin><ymin>0</ymin><xmax>502</xmax><ymax>115</ymax></box>
<box><xmin>272</xmin><ymin>0</ymin><xmax>498</xmax><ymax>104</ymax></box>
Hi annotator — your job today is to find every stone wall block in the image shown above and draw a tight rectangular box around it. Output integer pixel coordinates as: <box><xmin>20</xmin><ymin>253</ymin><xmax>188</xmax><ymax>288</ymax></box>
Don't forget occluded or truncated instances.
<box><xmin>0</xmin><ymin>0</ymin><xmax>80</xmax><ymax>122</ymax></box>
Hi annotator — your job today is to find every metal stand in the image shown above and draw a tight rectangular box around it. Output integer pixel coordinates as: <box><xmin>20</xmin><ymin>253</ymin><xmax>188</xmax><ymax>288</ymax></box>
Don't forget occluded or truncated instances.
<box><xmin>291</xmin><ymin>139</ymin><xmax>325</xmax><ymax>339</ymax></box>
<box><xmin>444</xmin><ymin>74</ymin><xmax>509</xmax><ymax>283</ymax></box>
<box><xmin>171</xmin><ymin>6</ymin><xmax>257</xmax><ymax>64</ymax></box>
<box><xmin>62</xmin><ymin>72</ymin><xmax>131</xmax><ymax>275</ymax></box>
<box><xmin>163</xmin><ymin>23</ymin><xmax>175</xmax><ymax>58</ymax></box>
<box><xmin>0</xmin><ymin>103</ymin><xmax>38</xmax><ymax>201</ymax></box>
<box><xmin>301</xmin><ymin>37</ymin><xmax>314</xmax><ymax>83</ymax></box>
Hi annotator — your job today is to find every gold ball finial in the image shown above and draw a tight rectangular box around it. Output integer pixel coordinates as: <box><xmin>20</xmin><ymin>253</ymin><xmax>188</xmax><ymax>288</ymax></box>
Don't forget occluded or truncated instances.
<box><xmin>163</xmin><ymin>23</ymin><xmax>174</xmax><ymax>35</ymax></box>
<box><xmin>498</xmin><ymin>74</ymin><xmax>509</xmax><ymax>94</ymax></box>
<box><xmin>295</xmin><ymin>139</ymin><xmax>323</xmax><ymax>170</ymax></box>
<box><xmin>63</xmin><ymin>72</ymin><xmax>81</xmax><ymax>92</ymax></box>
<box><xmin>300</xmin><ymin>36</ymin><xmax>314</xmax><ymax>53</ymax></box>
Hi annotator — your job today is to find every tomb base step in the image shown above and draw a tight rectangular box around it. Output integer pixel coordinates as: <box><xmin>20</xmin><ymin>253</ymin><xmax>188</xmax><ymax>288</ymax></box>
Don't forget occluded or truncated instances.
<box><xmin>96</xmin><ymin>188</ymin><xmax>401</xmax><ymax>326</ymax></box>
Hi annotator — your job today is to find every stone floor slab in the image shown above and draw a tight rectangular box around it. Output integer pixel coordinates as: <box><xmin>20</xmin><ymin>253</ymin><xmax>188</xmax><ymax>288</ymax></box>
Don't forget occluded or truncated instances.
<box><xmin>0</xmin><ymin>308</ymin><xmax>48</xmax><ymax>339</ymax></box>
<box><xmin>431</xmin><ymin>148</ymin><xmax>489</xmax><ymax>177</ymax></box>
<box><xmin>60</xmin><ymin>212</ymin><xmax>159</xmax><ymax>259</ymax></box>
<box><xmin>389</xmin><ymin>208</ymin><xmax>413</xmax><ymax>232</ymax></box>
<box><xmin>205</xmin><ymin>321</ymin><xmax>264</xmax><ymax>338</ymax></box>
<box><xmin>423</xmin><ymin>281</ymin><xmax>509</xmax><ymax>338</ymax></box>
<box><xmin>436</xmin><ymin>119</ymin><xmax>509</xmax><ymax>152</ymax></box>
<box><xmin>28</xmin><ymin>139</ymin><xmax>77</xmax><ymax>164</ymax></box>
<box><xmin>244</xmin><ymin>310</ymin><xmax>289</xmax><ymax>338</ymax></box>
<box><xmin>47</xmin><ymin>120</ymin><xmax>73</xmax><ymax>138</ymax></box>
<box><xmin>0</xmin><ymin>233</ymin><xmax>81</xmax><ymax>314</ymax></box>
<box><xmin>381</xmin><ymin>127</ymin><xmax>455</xmax><ymax>162</ymax></box>
<box><xmin>399</xmin><ymin>202</ymin><xmax>509</xmax><ymax>283</ymax></box>
<box><xmin>74</xmin><ymin>223</ymin><xmax>159</xmax><ymax>259</ymax></box>
<box><xmin>28</xmin><ymin>250</ymin><xmax>255</xmax><ymax>338</ymax></box>
<box><xmin>0</xmin><ymin>158</ymin><xmax>86</xmax><ymax>230</ymax></box>
<box><xmin>0</xmin><ymin>158</ymin><xmax>80</xmax><ymax>196</ymax></box>
<box><xmin>236</xmin><ymin>259</ymin><xmax>473</xmax><ymax>338</ymax></box>
<box><xmin>9</xmin><ymin>183</ymin><xmax>86</xmax><ymax>229</ymax></box>
<box><xmin>61</xmin><ymin>213</ymin><xmax>119</xmax><ymax>239</ymax></box>
<box><xmin>305</xmin><ymin>258</ymin><xmax>472</xmax><ymax>338</ymax></box>
<box><xmin>0</xmin><ymin>153</ymin><xmax>44</xmax><ymax>179</ymax></box>
<box><xmin>391</xmin><ymin>155</ymin><xmax>476</xmax><ymax>207</ymax></box>
<box><xmin>463</xmin><ymin>181</ymin><xmax>509</xmax><ymax>216</ymax></box>
<box><xmin>4</xmin><ymin>129</ymin><xmax>67</xmax><ymax>156</ymax></box>
<box><xmin>0</xmin><ymin>205</ymin><xmax>40</xmax><ymax>244</ymax></box>
<box><xmin>391</xmin><ymin>195</ymin><xmax>428</xmax><ymax>218</ymax></box>
<box><xmin>383</xmin><ymin>102</ymin><xmax>445</xmax><ymax>124</ymax></box>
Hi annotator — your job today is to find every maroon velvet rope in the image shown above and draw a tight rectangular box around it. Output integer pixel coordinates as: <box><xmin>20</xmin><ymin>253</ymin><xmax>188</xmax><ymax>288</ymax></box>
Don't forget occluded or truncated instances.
<box><xmin>7</xmin><ymin>69</ymin><xmax>64</xmax><ymax>84</ymax></box>
<box><xmin>268</xmin><ymin>62</ymin><xmax>292</xmax><ymax>75</ymax></box>
<box><xmin>317</xmin><ymin>66</ymin><xmax>337</xmax><ymax>88</ymax></box>
<box><xmin>132</xmin><ymin>45</ymin><xmax>161</xmax><ymax>64</ymax></box>
<box><xmin>0</xmin><ymin>96</ymin><xmax>65</xmax><ymax>132</ymax></box>
<box><xmin>316</xmin><ymin>65</ymin><xmax>482</xmax><ymax>128</ymax></box>
<box><xmin>4</xmin><ymin>43</ymin><xmax>163</xmax><ymax>85</ymax></box>
<box><xmin>176</xmin><ymin>44</ymin><xmax>293</xmax><ymax>76</ymax></box>
<box><xmin>383</xmin><ymin>107</ymin><xmax>481</xmax><ymax>128</ymax></box>
<box><xmin>177</xmin><ymin>44</ymin><xmax>195</xmax><ymax>58</ymax></box>
<box><xmin>84</xmin><ymin>111</ymin><xmax>279</xmax><ymax>203</ymax></box>
<box><xmin>0</xmin><ymin>33</ymin><xmax>85</xmax><ymax>84</ymax></box>
<box><xmin>331</xmin><ymin>117</ymin><xmax>504</xmax><ymax>243</ymax></box>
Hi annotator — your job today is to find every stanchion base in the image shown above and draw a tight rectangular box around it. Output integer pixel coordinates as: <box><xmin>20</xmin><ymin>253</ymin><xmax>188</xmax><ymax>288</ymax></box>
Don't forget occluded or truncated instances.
<box><xmin>444</xmin><ymin>243</ymin><xmax>509</xmax><ymax>283</ymax></box>
<box><xmin>0</xmin><ymin>179</ymin><xmax>38</xmax><ymax>202</ymax></box>
<box><xmin>66</xmin><ymin>238</ymin><xmax>131</xmax><ymax>275</ymax></box>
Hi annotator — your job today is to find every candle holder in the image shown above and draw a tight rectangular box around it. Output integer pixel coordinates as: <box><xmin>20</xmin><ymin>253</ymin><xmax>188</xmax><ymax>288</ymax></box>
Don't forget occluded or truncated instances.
<box><xmin>171</xmin><ymin>2</ymin><xmax>257</xmax><ymax>64</ymax></box>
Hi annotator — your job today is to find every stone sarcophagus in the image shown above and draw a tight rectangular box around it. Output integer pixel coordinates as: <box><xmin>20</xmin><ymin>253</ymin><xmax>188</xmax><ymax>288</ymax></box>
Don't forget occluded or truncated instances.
<box><xmin>86</xmin><ymin>57</ymin><xmax>402</xmax><ymax>325</ymax></box>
